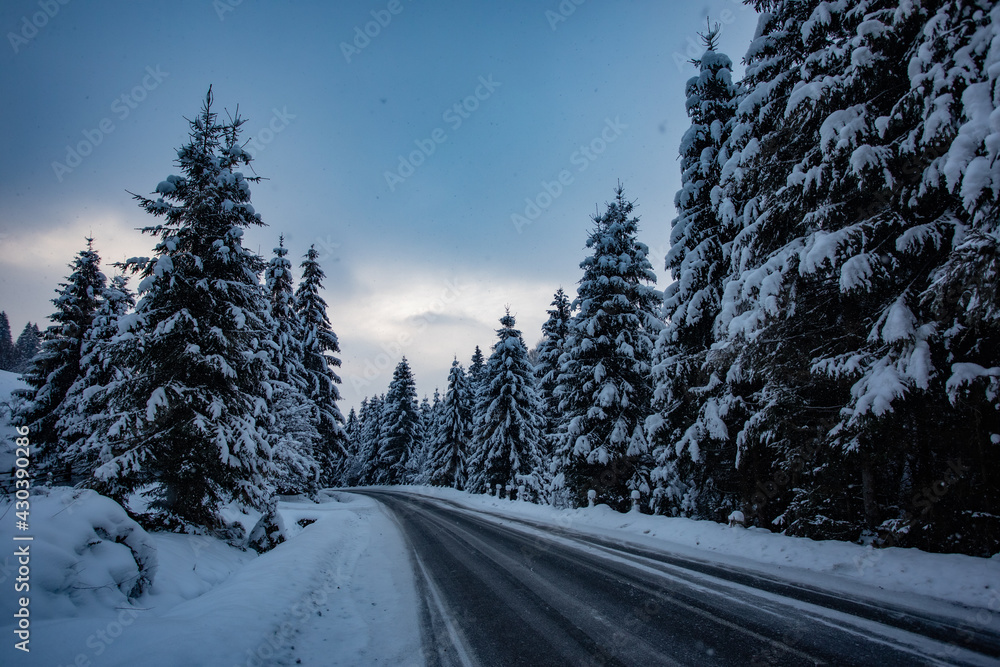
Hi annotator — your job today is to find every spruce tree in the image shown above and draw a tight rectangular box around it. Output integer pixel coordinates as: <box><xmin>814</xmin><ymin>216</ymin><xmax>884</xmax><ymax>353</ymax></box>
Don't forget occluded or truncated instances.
<box><xmin>406</xmin><ymin>394</ymin><xmax>436</xmax><ymax>484</ymax></box>
<box><xmin>0</xmin><ymin>312</ymin><xmax>14</xmax><ymax>371</ymax></box>
<box><xmin>428</xmin><ymin>358</ymin><xmax>472</xmax><ymax>489</ymax></box>
<box><xmin>467</xmin><ymin>344</ymin><xmax>488</xmax><ymax>462</ymax></box>
<box><xmin>89</xmin><ymin>89</ymin><xmax>277</xmax><ymax>531</ymax></box>
<box><xmin>555</xmin><ymin>186</ymin><xmax>662</xmax><ymax>511</ymax></box>
<box><xmin>467</xmin><ymin>310</ymin><xmax>546</xmax><ymax>500</ymax></box>
<box><xmin>648</xmin><ymin>28</ymin><xmax>739</xmax><ymax>519</ymax></box>
<box><xmin>468</xmin><ymin>345</ymin><xmax>486</xmax><ymax>394</ymax></box>
<box><xmin>708</xmin><ymin>0</ymin><xmax>1000</xmax><ymax>553</ymax></box>
<box><xmin>12</xmin><ymin>323</ymin><xmax>40</xmax><ymax>373</ymax></box>
<box><xmin>377</xmin><ymin>358</ymin><xmax>421</xmax><ymax>484</ymax></box>
<box><xmin>16</xmin><ymin>238</ymin><xmax>105</xmax><ymax>466</ymax></box>
<box><xmin>295</xmin><ymin>244</ymin><xmax>347</xmax><ymax>484</ymax></box>
<box><xmin>338</xmin><ymin>407</ymin><xmax>362</xmax><ymax>485</ymax></box>
<box><xmin>356</xmin><ymin>394</ymin><xmax>384</xmax><ymax>484</ymax></box>
<box><xmin>534</xmin><ymin>288</ymin><xmax>572</xmax><ymax>428</ymax></box>
<box><xmin>266</xmin><ymin>236</ymin><xmax>319</xmax><ymax>495</ymax></box>
<box><xmin>345</xmin><ymin>406</ymin><xmax>360</xmax><ymax>443</ymax></box>
<box><xmin>57</xmin><ymin>275</ymin><xmax>135</xmax><ymax>476</ymax></box>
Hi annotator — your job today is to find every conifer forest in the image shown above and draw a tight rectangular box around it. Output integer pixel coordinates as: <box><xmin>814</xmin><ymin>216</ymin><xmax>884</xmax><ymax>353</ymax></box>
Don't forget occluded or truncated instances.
<box><xmin>6</xmin><ymin>1</ymin><xmax>999</xmax><ymax>565</ymax></box>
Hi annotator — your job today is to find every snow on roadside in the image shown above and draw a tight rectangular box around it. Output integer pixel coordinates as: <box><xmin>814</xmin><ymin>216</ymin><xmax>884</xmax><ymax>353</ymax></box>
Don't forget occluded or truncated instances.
<box><xmin>0</xmin><ymin>492</ymin><xmax>422</xmax><ymax>666</ymax></box>
<box><xmin>392</xmin><ymin>485</ymin><xmax>1000</xmax><ymax>614</ymax></box>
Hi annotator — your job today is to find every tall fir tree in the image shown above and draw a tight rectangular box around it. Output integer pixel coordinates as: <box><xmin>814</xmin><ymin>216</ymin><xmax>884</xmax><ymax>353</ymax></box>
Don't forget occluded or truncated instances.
<box><xmin>428</xmin><ymin>358</ymin><xmax>472</xmax><ymax>489</ymax></box>
<box><xmin>57</xmin><ymin>275</ymin><xmax>135</xmax><ymax>476</ymax></box>
<box><xmin>554</xmin><ymin>186</ymin><xmax>662</xmax><ymax>511</ymax></box>
<box><xmin>706</xmin><ymin>0</ymin><xmax>1000</xmax><ymax>553</ymax></box>
<box><xmin>12</xmin><ymin>323</ymin><xmax>40</xmax><ymax>373</ymax></box>
<box><xmin>468</xmin><ymin>345</ymin><xmax>486</xmax><ymax>394</ymax></box>
<box><xmin>16</xmin><ymin>238</ymin><xmax>105</xmax><ymax>467</ymax></box>
<box><xmin>648</xmin><ymin>28</ymin><xmax>740</xmax><ymax>519</ymax></box>
<box><xmin>356</xmin><ymin>394</ymin><xmax>385</xmax><ymax>484</ymax></box>
<box><xmin>0</xmin><ymin>312</ymin><xmax>15</xmax><ymax>371</ymax></box>
<box><xmin>88</xmin><ymin>89</ymin><xmax>277</xmax><ymax>532</ymax></box>
<box><xmin>345</xmin><ymin>406</ymin><xmax>360</xmax><ymax>443</ymax></box>
<box><xmin>378</xmin><ymin>358</ymin><xmax>421</xmax><ymax>484</ymax></box>
<box><xmin>534</xmin><ymin>288</ymin><xmax>572</xmax><ymax>429</ymax></box>
<box><xmin>467</xmin><ymin>310</ymin><xmax>546</xmax><ymax>500</ymax></box>
<box><xmin>338</xmin><ymin>407</ymin><xmax>362</xmax><ymax>485</ymax></box>
<box><xmin>406</xmin><ymin>394</ymin><xmax>436</xmax><ymax>484</ymax></box>
<box><xmin>294</xmin><ymin>244</ymin><xmax>347</xmax><ymax>485</ymax></box>
<box><xmin>266</xmin><ymin>236</ymin><xmax>319</xmax><ymax>495</ymax></box>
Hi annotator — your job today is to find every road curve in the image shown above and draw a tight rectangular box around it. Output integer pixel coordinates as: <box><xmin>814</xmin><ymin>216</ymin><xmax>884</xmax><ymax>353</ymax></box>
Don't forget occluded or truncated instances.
<box><xmin>359</xmin><ymin>490</ymin><xmax>1000</xmax><ymax>667</ymax></box>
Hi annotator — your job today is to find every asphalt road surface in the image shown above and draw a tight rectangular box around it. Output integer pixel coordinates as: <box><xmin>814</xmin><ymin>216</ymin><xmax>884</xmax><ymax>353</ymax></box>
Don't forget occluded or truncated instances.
<box><xmin>358</xmin><ymin>490</ymin><xmax>1000</xmax><ymax>667</ymax></box>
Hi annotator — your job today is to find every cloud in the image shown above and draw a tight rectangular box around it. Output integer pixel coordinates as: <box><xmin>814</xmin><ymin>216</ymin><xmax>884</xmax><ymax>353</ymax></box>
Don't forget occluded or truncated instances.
<box><xmin>0</xmin><ymin>211</ymin><xmax>149</xmax><ymax>329</ymax></box>
<box><xmin>333</xmin><ymin>258</ymin><xmax>556</xmax><ymax>408</ymax></box>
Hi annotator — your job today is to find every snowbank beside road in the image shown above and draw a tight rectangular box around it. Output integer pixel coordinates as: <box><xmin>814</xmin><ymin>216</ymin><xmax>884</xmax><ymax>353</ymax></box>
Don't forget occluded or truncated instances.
<box><xmin>0</xmin><ymin>492</ymin><xmax>422</xmax><ymax>666</ymax></box>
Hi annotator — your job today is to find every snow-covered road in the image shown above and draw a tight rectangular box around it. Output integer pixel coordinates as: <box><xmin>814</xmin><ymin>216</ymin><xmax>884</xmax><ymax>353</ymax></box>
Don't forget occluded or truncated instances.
<box><xmin>364</xmin><ymin>490</ymin><xmax>1000</xmax><ymax>666</ymax></box>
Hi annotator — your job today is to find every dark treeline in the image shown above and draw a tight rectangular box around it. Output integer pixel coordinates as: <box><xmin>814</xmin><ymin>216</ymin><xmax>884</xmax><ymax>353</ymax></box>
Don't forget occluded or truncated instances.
<box><xmin>0</xmin><ymin>312</ymin><xmax>40</xmax><ymax>373</ymax></box>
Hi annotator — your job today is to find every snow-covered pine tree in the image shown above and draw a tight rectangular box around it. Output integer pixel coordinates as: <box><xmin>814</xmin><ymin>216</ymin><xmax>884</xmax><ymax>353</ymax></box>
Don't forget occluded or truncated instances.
<box><xmin>12</xmin><ymin>323</ymin><xmax>40</xmax><ymax>373</ymax></box>
<box><xmin>405</xmin><ymin>394</ymin><xmax>436</xmax><ymax>484</ymax></box>
<box><xmin>16</xmin><ymin>238</ymin><xmax>105</xmax><ymax>468</ymax></box>
<box><xmin>468</xmin><ymin>345</ymin><xmax>486</xmax><ymax>394</ymax></box>
<box><xmin>356</xmin><ymin>394</ymin><xmax>384</xmax><ymax>484</ymax></box>
<box><xmin>57</xmin><ymin>275</ymin><xmax>135</xmax><ymax>477</ymax></box>
<box><xmin>88</xmin><ymin>89</ymin><xmax>277</xmax><ymax>532</ymax></box>
<box><xmin>265</xmin><ymin>236</ymin><xmax>320</xmax><ymax>495</ymax></box>
<box><xmin>377</xmin><ymin>358</ymin><xmax>421</xmax><ymax>485</ymax></box>
<box><xmin>534</xmin><ymin>288</ymin><xmax>572</xmax><ymax>429</ymax></box>
<box><xmin>710</xmin><ymin>0</ymin><xmax>1000</xmax><ymax>553</ymax></box>
<box><xmin>467</xmin><ymin>310</ymin><xmax>546</xmax><ymax>500</ymax></box>
<box><xmin>429</xmin><ymin>387</ymin><xmax>443</xmax><ymax>433</ymax></box>
<box><xmin>428</xmin><ymin>358</ymin><xmax>472</xmax><ymax>489</ymax></box>
<box><xmin>555</xmin><ymin>186</ymin><xmax>662</xmax><ymax>511</ymax></box>
<box><xmin>466</xmin><ymin>344</ymin><xmax>488</xmax><ymax>465</ymax></box>
<box><xmin>413</xmin><ymin>387</ymin><xmax>444</xmax><ymax>484</ymax></box>
<box><xmin>294</xmin><ymin>244</ymin><xmax>347</xmax><ymax>486</ymax></box>
<box><xmin>345</xmin><ymin>406</ymin><xmax>360</xmax><ymax>443</ymax></box>
<box><xmin>338</xmin><ymin>407</ymin><xmax>362</xmax><ymax>485</ymax></box>
<box><xmin>0</xmin><ymin>312</ymin><xmax>14</xmax><ymax>371</ymax></box>
<box><xmin>647</xmin><ymin>27</ymin><xmax>739</xmax><ymax>519</ymax></box>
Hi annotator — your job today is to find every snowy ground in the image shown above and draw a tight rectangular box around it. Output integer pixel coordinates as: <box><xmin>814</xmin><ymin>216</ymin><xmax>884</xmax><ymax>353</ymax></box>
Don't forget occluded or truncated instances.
<box><xmin>0</xmin><ymin>491</ymin><xmax>422</xmax><ymax>666</ymax></box>
<box><xmin>1</xmin><ymin>484</ymin><xmax>998</xmax><ymax>665</ymax></box>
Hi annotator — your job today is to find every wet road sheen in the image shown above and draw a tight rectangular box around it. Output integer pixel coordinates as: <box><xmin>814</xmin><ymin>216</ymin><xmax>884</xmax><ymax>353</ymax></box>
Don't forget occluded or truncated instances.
<box><xmin>360</xmin><ymin>490</ymin><xmax>999</xmax><ymax>667</ymax></box>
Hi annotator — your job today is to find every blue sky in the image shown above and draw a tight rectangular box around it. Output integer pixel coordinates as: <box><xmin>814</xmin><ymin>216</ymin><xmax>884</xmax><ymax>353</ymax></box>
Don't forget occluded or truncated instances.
<box><xmin>0</xmin><ymin>0</ymin><xmax>758</xmax><ymax>410</ymax></box>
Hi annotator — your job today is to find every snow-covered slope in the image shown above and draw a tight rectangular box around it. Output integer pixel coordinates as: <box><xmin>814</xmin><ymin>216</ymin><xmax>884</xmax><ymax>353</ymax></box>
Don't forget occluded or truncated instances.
<box><xmin>0</xmin><ymin>492</ymin><xmax>421</xmax><ymax>666</ymax></box>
